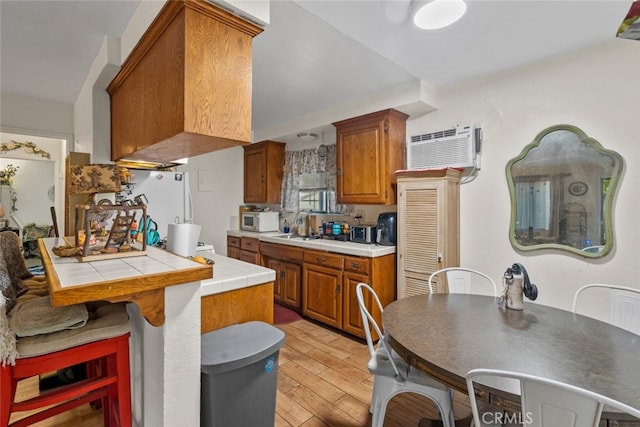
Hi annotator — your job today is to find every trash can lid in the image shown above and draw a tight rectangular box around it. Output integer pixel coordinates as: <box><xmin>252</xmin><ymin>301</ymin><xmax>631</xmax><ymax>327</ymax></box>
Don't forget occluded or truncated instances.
<box><xmin>201</xmin><ymin>321</ymin><xmax>285</xmax><ymax>374</ymax></box>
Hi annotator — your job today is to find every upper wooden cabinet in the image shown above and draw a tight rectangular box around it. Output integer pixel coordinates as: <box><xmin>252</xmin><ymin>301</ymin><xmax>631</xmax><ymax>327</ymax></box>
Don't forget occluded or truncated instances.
<box><xmin>243</xmin><ymin>141</ymin><xmax>285</xmax><ymax>204</ymax></box>
<box><xmin>333</xmin><ymin>108</ymin><xmax>408</xmax><ymax>205</ymax></box>
<box><xmin>107</xmin><ymin>0</ymin><xmax>263</xmax><ymax>164</ymax></box>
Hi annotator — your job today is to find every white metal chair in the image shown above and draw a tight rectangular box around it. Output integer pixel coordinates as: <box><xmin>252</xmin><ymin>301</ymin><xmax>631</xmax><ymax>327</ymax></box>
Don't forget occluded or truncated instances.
<box><xmin>355</xmin><ymin>283</ymin><xmax>455</xmax><ymax>427</ymax></box>
<box><xmin>466</xmin><ymin>368</ymin><xmax>640</xmax><ymax>427</ymax></box>
<box><xmin>572</xmin><ymin>284</ymin><xmax>640</xmax><ymax>334</ymax></box>
<box><xmin>428</xmin><ymin>267</ymin><xmax>498</xmax><ymax>297</ymax></box>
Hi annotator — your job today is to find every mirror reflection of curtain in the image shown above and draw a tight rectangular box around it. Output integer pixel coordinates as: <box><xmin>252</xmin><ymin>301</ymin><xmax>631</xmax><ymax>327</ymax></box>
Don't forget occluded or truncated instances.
<box><xmin>515</xmin><ymin>174</ymin><xmax>565</xmax><ymax>242</ymax></box>
<box><xmin>515</xmin><ymin>180</ymin><xmax>550</xmax><ymax>236</ymax></box>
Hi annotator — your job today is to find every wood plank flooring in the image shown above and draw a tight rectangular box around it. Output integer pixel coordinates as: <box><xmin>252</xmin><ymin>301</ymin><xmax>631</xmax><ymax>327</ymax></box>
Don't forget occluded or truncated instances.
<box><xmin>11</xmin><ymin>317</ymin><xmax>471</xmax><ymax>427</ymax></box>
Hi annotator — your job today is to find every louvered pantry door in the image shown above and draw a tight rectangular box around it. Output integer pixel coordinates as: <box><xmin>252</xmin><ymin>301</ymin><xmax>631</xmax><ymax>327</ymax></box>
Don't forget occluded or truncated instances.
<box><xmin>397</xmin><ymin>173</ymin><xmax>460</xmax><ymax>298</ymax></box>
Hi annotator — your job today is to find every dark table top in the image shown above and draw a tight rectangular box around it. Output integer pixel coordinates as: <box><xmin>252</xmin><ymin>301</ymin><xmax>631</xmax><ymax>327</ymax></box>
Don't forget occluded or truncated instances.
<box><xmin>382</xmin><ymin>293</ymin><xmax>640</xmax><ymax>411</ymax></box>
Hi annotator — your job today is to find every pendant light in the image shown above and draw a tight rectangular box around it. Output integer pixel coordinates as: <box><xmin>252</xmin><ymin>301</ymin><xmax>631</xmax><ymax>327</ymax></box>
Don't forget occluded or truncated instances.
<box><xmin>413</xmin><ymin>0</ymin><xmax>467</xmax><ymax>30</ymax></box>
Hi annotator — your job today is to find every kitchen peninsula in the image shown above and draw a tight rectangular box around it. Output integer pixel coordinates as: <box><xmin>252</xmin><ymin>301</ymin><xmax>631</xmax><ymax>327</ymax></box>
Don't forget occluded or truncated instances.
<box><xmin>39</xmin><ymin>236</ymin><xmax>275</xmax><ymax>427</ymax></box>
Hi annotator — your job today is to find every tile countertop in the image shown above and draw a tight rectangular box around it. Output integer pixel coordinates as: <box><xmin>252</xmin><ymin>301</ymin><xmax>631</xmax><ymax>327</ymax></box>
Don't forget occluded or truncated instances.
<box><xmin>199</xmin><ymin>253</ymin><xmax>275</xmax><ymax>297</ymax></box>
<box><xmin>227</xmin><ymin>230</ymin><xmax>396</xmax><ymax>258</ymax></box>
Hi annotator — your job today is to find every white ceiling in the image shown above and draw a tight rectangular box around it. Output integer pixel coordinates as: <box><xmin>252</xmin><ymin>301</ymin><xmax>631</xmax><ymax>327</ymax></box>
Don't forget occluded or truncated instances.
<box><xmin>0</xmin><ymin>0</ymin><xmax>633</xmax><ymax>142</ymax></box>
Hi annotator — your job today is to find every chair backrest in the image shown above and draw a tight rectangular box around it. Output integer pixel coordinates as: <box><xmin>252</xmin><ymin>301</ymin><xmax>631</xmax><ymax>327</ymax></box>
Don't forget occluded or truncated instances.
<box><xmin>428</xmin><ymin>267</ymin><xmax>498</xmax><ymax>297</ymax></box>
<box><xmin>572</xmin><ymin>284</ymin><xmax>640</xmax><ymax>334</ymax></box>
<box><xmin>466</xmin><ymin>369</ymin><xmax>640</xmax><ymax>427</ymax></box>
<box><xmin>355</xmin><ymin>282</ymin><xmax>401</xmax><ymax>377</ymax></box>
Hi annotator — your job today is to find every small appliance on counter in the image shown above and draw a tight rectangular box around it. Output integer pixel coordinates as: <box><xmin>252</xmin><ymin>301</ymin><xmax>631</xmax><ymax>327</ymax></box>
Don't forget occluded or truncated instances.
<box><xmin>166</xmin><ymin>223</ymin><xmax>202</xmax><ymax>257</ymax></box>
<box><xmin>376</xmin><ymin>212</ymin><xmax>397</xmax><ymax>246</ymax></box>
<box><xmin>350</xmin><ymin>224</ymin><xmax>377</xmax><ymax>244</ymax></box>
<box><xmin>240</xmin><ymin>210</ymin><xmax>279</xmax><ymax>232</ymax></box>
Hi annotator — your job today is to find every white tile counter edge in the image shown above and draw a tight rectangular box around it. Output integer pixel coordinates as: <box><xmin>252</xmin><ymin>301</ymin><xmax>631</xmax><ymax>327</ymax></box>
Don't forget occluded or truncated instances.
<box><xmin>199</xmin><ymin>253</ymin><xmax>275</xmax><ymax>297</ymax></box>
<box><xmin>227</xmin><ymin>230</ymin><xmax>396</xmax><ymax>257</ymax></box>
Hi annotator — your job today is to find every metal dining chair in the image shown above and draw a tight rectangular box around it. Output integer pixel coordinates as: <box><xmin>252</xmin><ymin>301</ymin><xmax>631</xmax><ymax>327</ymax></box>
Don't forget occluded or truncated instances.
<box><xmin>572</xmin><ymin>283</ymin><xmax>640</xmax><ymax>335</ymax></box>
<box><xmin>466</xmin><ymin>368</ymin><xmax>640</xmax><ymax>427</ymax></box>
<box><xmin>355</xmin><ymin>283</ymin><xmax>455</xmax><ymax>427</ymax></box>
<box><xmin>428</xmin><ymin>267</ymin><xmax>498</xmax><ymax>296</ymax></box>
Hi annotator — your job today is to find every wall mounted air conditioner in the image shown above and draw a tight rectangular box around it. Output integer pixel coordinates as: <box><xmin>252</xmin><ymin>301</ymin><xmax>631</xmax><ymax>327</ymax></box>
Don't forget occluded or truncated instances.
<box><xmin>407</xmin><ymin>125</ymin><xmax>480</xmax><ymax>170</ymax></box>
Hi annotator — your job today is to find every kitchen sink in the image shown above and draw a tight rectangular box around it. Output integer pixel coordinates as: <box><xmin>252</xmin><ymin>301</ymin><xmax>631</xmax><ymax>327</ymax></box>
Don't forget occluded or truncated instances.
<box><xmin>273</xmin><ymin>234</ymin><xmax>320</xmax><ymax>241</ymax></box>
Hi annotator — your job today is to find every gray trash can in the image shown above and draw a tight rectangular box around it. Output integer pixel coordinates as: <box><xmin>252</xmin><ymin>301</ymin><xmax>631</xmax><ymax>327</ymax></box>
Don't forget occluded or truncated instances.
<box><xmin>201</xmin><ymin>321</ymin><xmax>285</xmax><ymax>427</ymax></box>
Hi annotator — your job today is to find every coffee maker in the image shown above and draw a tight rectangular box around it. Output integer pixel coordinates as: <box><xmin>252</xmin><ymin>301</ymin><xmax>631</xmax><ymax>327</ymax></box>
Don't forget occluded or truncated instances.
<box><xmin>376</xmin><ymin>212</ymin><xmax>397</xmax><ymax>246</ymax></box>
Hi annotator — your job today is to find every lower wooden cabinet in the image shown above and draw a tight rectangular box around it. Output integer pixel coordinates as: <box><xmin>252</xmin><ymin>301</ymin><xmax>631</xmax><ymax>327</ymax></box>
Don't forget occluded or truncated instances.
<box><xmin>261</xmin><ymin>242</ymin><xmax>304</xmax><ymax>310</ymax></box>
<box><xmin>302</xmin><ymin>256</ymin><xmax>344</xmax><ymax>329</ymax></box>
<box><xmin>268</xmin><ymin>258</ymin><xmax>302</xmax><ymax>309</ymax></box>
<box><xmin>227</xmin><ymin>235</ymin><xmax>240</xmax><ymax>259</ymax></box>
<box><xmin>302</xmin><ymin>249</ymin><xmax>396</xmax><ymax>338</ymax></box>
<box><xmin>240</xmin><ymin>237</ymin><xmax>260</xmax><ymax>264</ymax></box>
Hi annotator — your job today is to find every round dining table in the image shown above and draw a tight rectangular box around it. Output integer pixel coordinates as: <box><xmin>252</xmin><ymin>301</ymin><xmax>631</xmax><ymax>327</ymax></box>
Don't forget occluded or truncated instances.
<box><xmin>382</xmin><ymin>293</ymin><xmax>640</xmax><ymax>414</ymax></box>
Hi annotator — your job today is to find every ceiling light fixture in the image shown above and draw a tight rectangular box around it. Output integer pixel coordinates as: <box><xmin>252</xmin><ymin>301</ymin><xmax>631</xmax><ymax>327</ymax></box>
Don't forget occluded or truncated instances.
<box><xmin>297</xmin><ymin>132</ymin><xmax>318</xmax><ymax>142</ymax></box>
<box><xmin>413</xmin><ymin>0</ymin><xmax>467</xmax><ymax>30</ymax></box>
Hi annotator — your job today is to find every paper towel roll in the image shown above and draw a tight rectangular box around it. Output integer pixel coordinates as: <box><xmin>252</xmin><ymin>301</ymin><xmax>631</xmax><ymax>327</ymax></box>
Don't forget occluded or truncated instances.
<box><xmin>166</xmin><ymin>223</ymin><xmax>202</xmax><ymax>257</ymax></box>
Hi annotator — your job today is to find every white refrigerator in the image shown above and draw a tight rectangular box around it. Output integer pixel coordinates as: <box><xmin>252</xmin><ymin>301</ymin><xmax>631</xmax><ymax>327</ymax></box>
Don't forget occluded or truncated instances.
<box><xmin>130</xmin><ymin>170</ymin><xmax>194</xmax><ymax>241</ymax></box>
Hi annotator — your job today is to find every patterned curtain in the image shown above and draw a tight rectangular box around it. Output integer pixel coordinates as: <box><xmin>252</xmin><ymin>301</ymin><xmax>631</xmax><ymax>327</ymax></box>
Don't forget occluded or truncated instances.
<box><xmin>281</xmin><ymin>145</ymin><xmax>342</xmax><ymax>213</ymax></box>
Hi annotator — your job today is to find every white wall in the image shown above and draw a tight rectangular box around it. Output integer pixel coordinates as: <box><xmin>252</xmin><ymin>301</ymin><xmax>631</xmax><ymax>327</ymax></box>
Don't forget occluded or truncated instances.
<box><xmin>179</xmin><ymin>147</ymin><xmax>245</xmax><ymax>256</ymax></box>
<box><xmin>406</xmin><ymin>39</ymin><xmax>640</xmax><ymax>312</ymax></box>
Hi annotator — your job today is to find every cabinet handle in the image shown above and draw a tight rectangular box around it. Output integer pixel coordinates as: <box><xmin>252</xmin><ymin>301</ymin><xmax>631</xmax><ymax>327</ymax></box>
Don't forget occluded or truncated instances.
<box><xmin>337</xmin><ymin>168</ymin><xmax>342</xmax><ymax>177</ymax></box>
<box><xmin>280</xmin><ymin>271</ymin><xmax>285</xmax><ymax>279</ymax></box>
<box><xmin>351</xmin><ymin>262</ymin><xmax>360</xmax><ymax>269</ymax></box>
<box><xmin>317</xmin><ymin>257</ymin><xmax>326</xmax><ymax>263</ymax></box>
<box><xmin>437</xmin><ymin>253</ymin><xmax>443</xmax><ymax>263</ymax></box>
<box><xmin>336</xmin><ymin>283</ymin><xmax>341</xmax><ymax>294</ymax></box>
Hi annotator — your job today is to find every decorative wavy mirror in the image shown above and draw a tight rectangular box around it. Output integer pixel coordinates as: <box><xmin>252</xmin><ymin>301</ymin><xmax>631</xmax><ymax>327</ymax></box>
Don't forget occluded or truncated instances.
<box><xmin>506</xmin><ymin>124</ymin><xmax>623</xmax><ymax>257</ymax></box>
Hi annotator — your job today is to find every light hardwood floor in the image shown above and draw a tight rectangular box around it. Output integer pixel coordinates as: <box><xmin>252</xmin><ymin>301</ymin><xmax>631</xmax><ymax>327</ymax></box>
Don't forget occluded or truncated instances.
<box><xmin>12</xmin><ymin>318</ymin><xmax>472</xmax><ymax>426</ymax></box>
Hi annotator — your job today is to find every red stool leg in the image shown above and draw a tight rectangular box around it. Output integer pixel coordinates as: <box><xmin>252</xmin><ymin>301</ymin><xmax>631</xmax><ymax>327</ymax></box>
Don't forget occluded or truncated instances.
<box><xmin>1</xmin><ymin>364</ymin><xmax>15</xmax><ymax>426</ymax></box>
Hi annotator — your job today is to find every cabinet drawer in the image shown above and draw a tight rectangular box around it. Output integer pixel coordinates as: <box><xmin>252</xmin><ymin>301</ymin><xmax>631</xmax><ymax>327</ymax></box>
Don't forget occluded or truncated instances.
<box><xmin>343</xmin><ymin>256</ymin><xmax>370</xmax><ymax>275</ymax></box>
<box><xmin>260</xmin><ymin>242</ymin><xmax>303</xmax><ymax>263</ymax></box>
<box><xmin>241</xmin><ymin>237</ymin><xmax>260</xmax><ymax>252</ymax></box>
<box><xmin>227</xmin><ymin>236</ymin><xmax>241</xmax><ymax>248</ymax></box>
<box><xmin>303</xmin><ymin>250</ymin><xmax>343</xmax><ymax>270</ymax></box>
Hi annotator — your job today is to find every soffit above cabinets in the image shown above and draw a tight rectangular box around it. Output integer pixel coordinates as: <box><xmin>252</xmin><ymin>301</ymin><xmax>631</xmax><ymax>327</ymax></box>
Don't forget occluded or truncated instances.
<box><xmin>107</xmin><ymin>0</ymin><xmax>263</xmax><ymax>164</ymax></box>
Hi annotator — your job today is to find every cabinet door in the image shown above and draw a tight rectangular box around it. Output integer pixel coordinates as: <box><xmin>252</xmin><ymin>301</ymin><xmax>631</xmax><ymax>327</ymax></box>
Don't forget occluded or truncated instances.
<box><xmin>243</xmin><ymin>141</ymin><xmax>285</xmax><ymax>204</ymax></box>
<box><xmin>342</xmin><ymin>271</ymin><xmax>370</xmax><ymax>338</ymax></box>
<box><xmin>397</xmin><ymin>171</ymin><xmax>461</xmax><ymax>297</ymax></box>
<box><xmin>334</xmin><ymin>109</ymin><xmax>407</xmax><ymax>205</ymax></box>
<box><xmin>302</xmin><ymin>263</ymin><xmax>342</xmax><ymax>329</ymax></box>
<box><xmin>240</xmin><ymin>250</ymin><xmax>259</xmax><ymax>265</ymax></box>
<box><xmin>336</xmin><ymin>118</ymin><xmax>387</xmax><ymax>204</ymax></box>
<box><xmin>227</xmin><ymin>246</ymin><xmax>240</xmax><ymax>260</ymax></box>
<box><xmin>268</xmin><ymin>258</ymin><xmax>284</xmax><ymax>302</ymax></box>
<box><xmin>244</xmin><ymin>145</ymin><xmax>267</xmax><ymax>203</ymax></box>
<box><xmin>281</xmin><ymin>261</ymin><xmax>302</xmax><ymax>309</ymax></box>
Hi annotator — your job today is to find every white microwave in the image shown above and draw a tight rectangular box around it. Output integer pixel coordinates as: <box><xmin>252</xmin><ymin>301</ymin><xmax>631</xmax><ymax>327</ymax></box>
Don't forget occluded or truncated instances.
<box><xmin>241</xmin><ymin>211</ymin><xmax>279</xmax><ymax>232</ymax></box>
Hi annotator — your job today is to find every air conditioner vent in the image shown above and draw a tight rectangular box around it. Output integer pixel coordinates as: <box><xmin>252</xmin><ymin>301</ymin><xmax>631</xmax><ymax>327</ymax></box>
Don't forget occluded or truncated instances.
<box><xmin>407</xmin><ymin>125</ymin><xmax>478</xmax><ymax>170</ymax></box>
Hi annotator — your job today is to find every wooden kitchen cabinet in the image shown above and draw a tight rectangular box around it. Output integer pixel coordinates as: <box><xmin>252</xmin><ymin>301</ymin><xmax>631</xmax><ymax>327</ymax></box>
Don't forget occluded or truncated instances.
<box><xmin>333</xmin><ymin>108</ymin><xmax>408</xmax><ymax>205</ymax></box>
<box><xmin>302</xmin><ymin>250</ymin><xmax>344</xmax><ymax>330</ymax></box>
<box><xmin>303</xmin><ymin>249</ymin><xmax>396</xmax><ymax>338</ymax></box>
<box><xmin>261</xmin><ymin>241</ymin><xmax>303</xmax><ymax>310</ymax></box>
<box><xmin>227</xmin><ymin>235</ymin><xmax>240</xmax><ymax>259</ymax></box>
<box><xmin>243</xmin><ymin>141</ymin><xmax>286</xmax><ymax>204</ymax></box>
<box><xmin>239</xmin><ymin>236</ymin><xmax>260</xmax><ymax>265</ymax></box>
<box><xmin>396</xmin><ymin>169</ymin><xmax>461</xmax><ymax>297</ymax></box>
<box><xmin>107</xmin><ymin>0</ymin><xmax>262</xmax><ymax>164</ymax></box>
